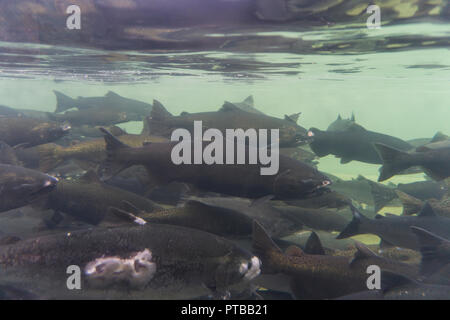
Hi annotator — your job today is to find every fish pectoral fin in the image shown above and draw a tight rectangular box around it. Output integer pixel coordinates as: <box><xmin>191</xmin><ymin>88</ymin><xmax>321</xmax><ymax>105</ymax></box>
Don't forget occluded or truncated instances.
<box><xmin>120</xmin><ymin>200</ymin><xmax>143</xmax><ymax>216</ymax></box>
<box><xmin>108</xmin><ymin>206</ymin><xmax>147</xmax><ymax>226</ymax></box>
<box><xmin>249</xmin><ymin>195</ymin><xmax>275</xmax><ymax>208</ymax></box>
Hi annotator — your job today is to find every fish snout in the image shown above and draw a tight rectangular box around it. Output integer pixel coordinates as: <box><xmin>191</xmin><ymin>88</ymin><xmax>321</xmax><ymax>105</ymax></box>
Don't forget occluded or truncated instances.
<box><xmin>239</xmin><ymin>256</ymin><xmax>261</xmax><ymax>281</ymax></box>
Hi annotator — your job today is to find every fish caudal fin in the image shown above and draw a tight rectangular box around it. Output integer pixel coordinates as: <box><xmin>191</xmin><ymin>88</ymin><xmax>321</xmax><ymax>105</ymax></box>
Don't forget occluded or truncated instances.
<box><xmin>53</xmin><ymin>90</ymin><xmax>76</xmax><ymax>113</ymax></box>
<box><xmin>374</xmin><ymin>143</ymin><xmax>413</xmax><ymax>182</ymax></box>
<box><xmin>395</xmin><ymin>190</ymin><xmax>423</xmax><ymax>215</ymax></box>
<box><xmin>367</xmin><ymin>179</ymin><xmax>397</xmax><ymax>212</ymax></box>
<box><xmin>336</xmin><ymin>205</ymin><xmax>367</xmax><ymax>239</ymax></box>
<box><xmin>99</xmin><ymin>127</ymin><xmax>131</xmax><ymax>180</ymax></box>
<box><xmin>411</xmin><ymin>226</ymin><xmax>450</xmax><ymax>277</ymax></box>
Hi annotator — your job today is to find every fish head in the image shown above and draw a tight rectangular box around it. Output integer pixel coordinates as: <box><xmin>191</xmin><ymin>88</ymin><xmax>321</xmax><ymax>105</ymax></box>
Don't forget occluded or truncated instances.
<box><xmin>279</xmin><ymin>124</ymin><xmax>310</xmax><ymax>147</ymax></box>
<box><xmin>274</xmin><ymin>167</ymin><xmax>332</xmax><ymax>199</ymax></box>
<box><xmin>32</xmin><ymin>122</ymin><xmax>71</xmax><ymax>144</ymax></box>
<box><xmin>211</xmin><ymin>247</ymin><xmax>261</xmax><ymax>290</ymax></box>
<box><xmin>0</xmin><ymin>166</ymin><xmax>58</xmax><ymax>204</ymax></box>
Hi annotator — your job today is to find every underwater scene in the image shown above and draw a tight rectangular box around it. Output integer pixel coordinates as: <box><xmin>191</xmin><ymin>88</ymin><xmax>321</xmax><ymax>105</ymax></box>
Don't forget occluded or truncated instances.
<box><xmin>0</xmin><ymin>0</ymin><xmax>449</xmax><ymax>300</ymax></box>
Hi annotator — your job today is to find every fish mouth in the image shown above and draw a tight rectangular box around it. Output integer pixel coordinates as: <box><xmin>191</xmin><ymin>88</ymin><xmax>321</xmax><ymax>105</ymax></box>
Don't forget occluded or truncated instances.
<box><xmin>239</xmin><ymin>256</ymin><xmax>261</xmax><ymax>281</ymax></box>
<box><xmin>303</xmin><ymin>179</ymin><xmax>332</xmax><ymax>198</ymax></box>
<box><xmin>28</xmin><ymin>177</ymin><xmax>58</xmax><ymax>201</ymax></box>
<box><xmin>291</xmin><ymin>133</ymin><xmax>313</xmax><ymax>146</ymax></box>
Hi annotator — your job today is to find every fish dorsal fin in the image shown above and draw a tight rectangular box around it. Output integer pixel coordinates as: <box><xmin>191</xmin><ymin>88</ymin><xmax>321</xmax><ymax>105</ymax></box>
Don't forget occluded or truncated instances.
<box><xmin>105</xmin><ymin>91</ymin><xmax>120</xmax><ymax>98</ymax></box>
<box><xmin>350</xmin><ymin>112</ymin><xmax>355</xmax><ymax>122</ymax></box>
<box><xmin>243</xmin><ymin>95</ymin><xmax>254</xmax><ymax>106</ymax></box>
<box><xmin>350</xmin><ymin>242</ymin><xmax>379</xmax><ymax>266</ymax></box>
<box><xmin>418</xmin><ymin>202</ymin><xmax>436</xmax><ymax>218</ymax></box>
<box><xmin>395</xmin><ymin>190</ymin><xmax>423</xmax><ymax>215</ymax></box>
<box><xmin>411</xmin><ymin>226</ymin><xmax>450</xmax><ymax>277</ymax></box>
<box><xmin>108</xmin><ymin>125</ymin><xmax>126</xmax><ymax>137</ymax></box>
<box><xmin>79</xmin><ymin>170</ymin><xmax>101</xmax><ymax>183</ymax></box>
<box><xmin>220</xmin><ymin>101</ymin><xmax>241</xmax><ymax>112</ymax></box>
<box><xmin>430</xmin><ymin>131</ymin><xmax>449</xmax><ymax>143</ymax></box>
<box><xmin>304</xmin><ymin>231</ymin><xmax>325</xmax><ymax>255</ymax></box>
<box><xmin>381</xmin><ymin>271</ymin><xmax>416</xmax><ymax>293</ymax></box>
<box><xmin>285</xmin><ymin>245</ymin><xmax>304</xmax><ymax>257</ymax></box>
<box><xmin>0</xmin><ymin>141</ymin><xmax>20</xmax><ymax>165</ymax></box>
<box><xmin>285</xmin><ymin>112</ymin><xmax>301</xmax><ymax>124</ymax></box>
<box><xmin>337</xmin><ymin>114</ymin><xmax>342</xmax><ymax>120</ymax></box>
<box><xmin>252</xmin><ymin>221</ymin><xmax>282</xmax><ymax>255</ymax></box>
<box><xmin>249</xmin><ymin>195</ymin><xmax>275</xmax><ymax>208</ymax></box>
<box><xmin>150</xmin><ymin>99</ymin><xmax>172</xmax><ymax>120</ymax></box>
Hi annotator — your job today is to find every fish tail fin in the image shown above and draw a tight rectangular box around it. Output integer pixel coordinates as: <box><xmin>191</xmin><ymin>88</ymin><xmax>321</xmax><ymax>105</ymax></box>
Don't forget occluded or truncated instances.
<box><xmin>99</xmin><ymin>127</ymin><xmax>131</xmax><ymax>180</ymax></box>
<box><xmin>252</xmin><ymin>220</ymin><xmax>282</xmax><ymax>257</ymax></box>
<box><xmin>395</xmin><ymin>190</ymin><xmax>423</xmax><ymax>215</ymax></box>
<box><xmin>374</xmin><ymin>143</ymin><xmax>412</xmax><ymax>182</ymax></box>
<box><xmin>38</xmin><ymin>144</ymin><xmax>64</xmax><ymax>172</ymax></box>
<box><xmin>53</xmin><ymin>90</ymin><xmax>76</xmax><ymax>113</ymax></box>
<box><xmin>411</xmin><ymin>226</ymin><xmax>450</xmax><ymax>277</ymax></box>
<box><xmin>367</xmin><ymin>179</ymin><xmax>397</xmax><ymax>212</ymax></box>
<box><xmin>336</xmin><ymin>205</ymin><xmax>367</xmax><ymax>239</ymax></box>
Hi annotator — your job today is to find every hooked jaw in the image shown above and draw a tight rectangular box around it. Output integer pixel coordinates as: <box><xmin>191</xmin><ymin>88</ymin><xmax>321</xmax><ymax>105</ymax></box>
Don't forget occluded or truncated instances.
<box><xmin>239</xmin><ymin>256</ymin><xmax>261</xmax><ymax>281</ymax></box>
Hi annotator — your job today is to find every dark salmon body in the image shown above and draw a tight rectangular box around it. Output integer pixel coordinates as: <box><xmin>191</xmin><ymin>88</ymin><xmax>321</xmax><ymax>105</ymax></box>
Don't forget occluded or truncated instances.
<box><xmin>47</xmin><ymin>107</ymin><xmax>136</xmax><ymax>127</ymax></box>
<box><xmin>100</xmin><ymin>129</ymin><xmax>331</xmax><ymax>200</ymax></box>
<box><xmin>0</xmin><ymin>105</ymin><xmax>50</xmax><ymax>120</ymax></box>
<box><xmin>0</xmin><ymin>224</ymin><xmax>261</xmax><ymax>299</ymax></box>
<box><xmin>110</xmin><ymin>199</ymin><xmax>255</xmax><ymax>237</ymax></box>
<box><xmin>0</xmin><ymin>164</ymin><xmax>58</xmax><ymax>213</ymax></box>
<box><xmin>44</xmin><ymin>171</ymin><xmax>162</xmax><ymax>225</ymax></box>
<box><xmin>309</xmin><ymin>126</ymin><xmax>412</xmax><ymax>165</ymax></box>
<box><xmin>376</xmin><ymin>141</ymin><xmax>450</xmax><ymax>182</ymax></box>
<box><xmin>337</xmin><ymin>204</ymin><xmax>450</xmax><ymax>251</ymax></box>
<box><xmin>252</xmin><ymin>222</ymin><xmax>418</xmax><ymax>299</ymax></box>
<box><xmin>37</xmin><ymin>133</ymin><xmax>168</xmax><ymax>172</ymax></box>
<box><xmin>53</xmin><ymin>90</ymin><xmax>152</xmax><ymax>118</ymax></box>
<box><xmin>148</xmin><ymin>101</ymin><xmax>309</xmax><ymax>147</ymax></box>
<box><xmin>0</xmin><ymin>117</ymin><xmax>69</xmax><ymax>147</ymax></box>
